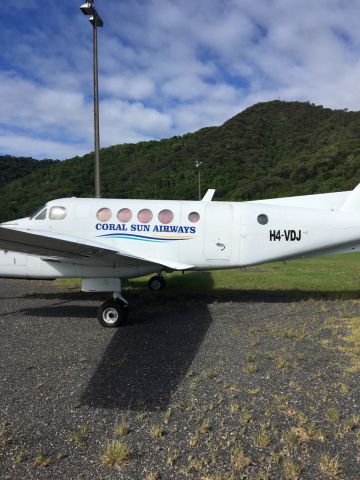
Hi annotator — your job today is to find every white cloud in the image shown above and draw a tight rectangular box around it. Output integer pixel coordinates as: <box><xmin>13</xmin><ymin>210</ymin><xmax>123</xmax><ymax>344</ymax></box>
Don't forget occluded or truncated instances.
<box><xmin>102</xmin><ymin>74</ymin><xmax>155</xmax><ymax>100</ymax></box>
<box><xmin>0</xmin><ymin>72</ymin><xmax>91</xmax><ymax>139</ymax></box>
<box><xmin>0</xmin><ymin>130</ymin><xmax>87</xmax><ymax>160</ymax></box>
<box><xmin>101</xmin><ymin>99</ymin><xmax>172</xmax><ymax>145</ymax></box>
<box><xmin>2</xmin><ymin>0</ymin><xmax>360</xmax><ymax>159</ymax></box>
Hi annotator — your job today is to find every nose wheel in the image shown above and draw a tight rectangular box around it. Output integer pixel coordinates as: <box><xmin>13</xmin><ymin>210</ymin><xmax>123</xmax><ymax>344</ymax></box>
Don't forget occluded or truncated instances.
<box><xmin>95</xmin><ymin>273</ymin><xmax>166</xmax><ymax>327</ymax></box>
<box><xmin>97</xmin><ymin>298</ymin><xmax>129</xmax><ymax>328</ymax></box>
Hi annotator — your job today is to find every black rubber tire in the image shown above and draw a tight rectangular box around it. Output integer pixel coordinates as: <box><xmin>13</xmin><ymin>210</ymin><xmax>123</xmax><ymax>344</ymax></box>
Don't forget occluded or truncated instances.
<box><xmin>97</xmin><ymin>300</ymin><xmax>129</xmax><ymax>328</ymax></box>
<box><xmin>147</xmin><ymin>275</ymin><xmax>166</xmax><ymax>291</ymax></box>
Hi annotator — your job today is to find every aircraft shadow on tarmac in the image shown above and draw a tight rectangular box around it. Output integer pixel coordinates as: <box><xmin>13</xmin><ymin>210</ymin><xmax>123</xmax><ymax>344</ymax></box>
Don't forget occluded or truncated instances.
<box><xmin>4</xmin><ymin>272</ymin><xmax>359</xmax><ymax>412</ymax></box>
<box><xmin>77</xmin><ymin>288</ymin><xmax>360</xmax><ymax>411</ymax></box>
<box><xmin>81</xmin><ymin>301</ymin><xmax>213</xmax><ymax>411</ymax></box>
<box><xmin>5</xmin><ymin>273</ymin><xmax>214</xmax><ymax>412</ymax></box>
<box><xmin>6</xmin><ymin>286</ymin><xmax>360</xmax><ymax>305</ymax></box>
<box><xmin>7</xmin><ymin>287</ymin><xmax>358</xmax><ymax>323</ymax></box>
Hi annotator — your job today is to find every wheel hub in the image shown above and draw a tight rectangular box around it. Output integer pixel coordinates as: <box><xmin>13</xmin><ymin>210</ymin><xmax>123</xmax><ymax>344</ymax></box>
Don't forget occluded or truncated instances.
<box><xmin>103</xmin><ymin>307</ymin><xmax>119</xmax><ymax>324</ymax></box>
<box><xmin>152</xmin><ymin>279</ymin><xmax>162</xmax><ymax>290</ymax></box>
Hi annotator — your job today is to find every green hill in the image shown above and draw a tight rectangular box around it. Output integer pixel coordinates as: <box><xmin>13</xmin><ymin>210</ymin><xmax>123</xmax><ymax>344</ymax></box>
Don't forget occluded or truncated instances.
<box><xmin>1</xmin><ymin>100</ymin><xmax>360</xmax><ymax>222</ymax></box>
<box><xmin>0</xmin><ymin>156</ymin><xmax>56</xmax><ymax>190</ymax></box>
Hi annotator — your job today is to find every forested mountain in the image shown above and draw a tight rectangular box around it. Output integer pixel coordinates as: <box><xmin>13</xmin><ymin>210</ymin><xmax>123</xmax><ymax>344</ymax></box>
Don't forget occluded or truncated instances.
<box><xmin>1</xmin><ymin>100</ymin><xmax>360</xmax><ymax>222</ymax></box>
<box><xmin>0</xmin><ymin>156</ymin><xmax>56</xmax><ymax>190</ymax></box>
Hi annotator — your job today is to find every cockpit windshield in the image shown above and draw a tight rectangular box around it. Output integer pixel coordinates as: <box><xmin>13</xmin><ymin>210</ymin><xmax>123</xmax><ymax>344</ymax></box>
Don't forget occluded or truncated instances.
<box><xmin>29</xmin><ymin>205</ymin><xmax>47</xmax><ymax>220</ymax></box>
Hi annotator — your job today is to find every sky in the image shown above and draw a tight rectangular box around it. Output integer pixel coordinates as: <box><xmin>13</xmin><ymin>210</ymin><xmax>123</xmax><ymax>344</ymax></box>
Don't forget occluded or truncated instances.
<box><xmin>1</xmin><ymin>0</ymin><xmax>360</xmax><ymax>160</ymax></box>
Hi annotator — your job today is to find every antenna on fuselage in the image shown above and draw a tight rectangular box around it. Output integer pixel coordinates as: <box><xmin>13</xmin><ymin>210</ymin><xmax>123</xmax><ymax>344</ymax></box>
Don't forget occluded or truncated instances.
<box><xmin>201</xmin><ymin>189</ymin><xmax>215</xmax><ymax>201</ymax></box>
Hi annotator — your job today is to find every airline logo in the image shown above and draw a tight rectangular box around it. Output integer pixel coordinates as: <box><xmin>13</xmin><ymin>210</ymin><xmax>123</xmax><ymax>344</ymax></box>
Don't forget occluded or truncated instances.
<box><xmin>95</xmin><ymin>223</ymin><xmax>197</xmax><ymax>243</ymax></box>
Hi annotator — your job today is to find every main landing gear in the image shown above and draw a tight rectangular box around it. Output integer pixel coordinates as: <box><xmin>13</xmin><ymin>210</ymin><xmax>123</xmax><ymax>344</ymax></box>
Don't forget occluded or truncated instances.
<box><xmin>97</xmin><ymin>292</ymin><xmax>129</xmax><ymax>328</ymax></box>
<box><xmin>147</xmin><ymin>273</ymin><xmax>167</xmax><ymax>291</ymax></box>
<box><xmin>91</xmin><ymin>273</ymin><xmax>166</xmax><ymax>328</ymax></box>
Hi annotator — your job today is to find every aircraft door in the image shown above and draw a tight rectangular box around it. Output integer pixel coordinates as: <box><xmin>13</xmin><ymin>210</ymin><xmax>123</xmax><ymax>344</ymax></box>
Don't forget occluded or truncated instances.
<box><xmin>204</xmin><ymin>203</ymin><xmax>233</xmax><ymax>260</ymax></box>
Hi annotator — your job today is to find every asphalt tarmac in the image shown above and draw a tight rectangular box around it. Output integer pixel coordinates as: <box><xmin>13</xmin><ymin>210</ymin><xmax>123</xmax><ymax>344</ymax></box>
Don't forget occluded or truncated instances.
<box><xmin>0</xmin><ymin>278</ymin><xmax>359</xmax><ymax>479</ymax></box>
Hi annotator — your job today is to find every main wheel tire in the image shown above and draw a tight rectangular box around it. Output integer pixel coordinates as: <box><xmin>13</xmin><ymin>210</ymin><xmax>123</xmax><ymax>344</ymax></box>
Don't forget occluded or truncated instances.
<box><xmin>148</xmin><ymin>275</ymin><xmax>166</xmax><ymax>291</ymax></box>
<box><xmin>97</xmin><ymin>300</ymin><xmax>129</xmax><ymax>328</ymax></box>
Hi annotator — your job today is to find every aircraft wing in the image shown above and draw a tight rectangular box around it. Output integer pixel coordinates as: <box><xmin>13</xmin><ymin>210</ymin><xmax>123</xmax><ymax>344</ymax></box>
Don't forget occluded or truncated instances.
<box><xmin>0</xmin><ymin>226</ymin><xmax>193</xmax><ymax>271</ymax></box>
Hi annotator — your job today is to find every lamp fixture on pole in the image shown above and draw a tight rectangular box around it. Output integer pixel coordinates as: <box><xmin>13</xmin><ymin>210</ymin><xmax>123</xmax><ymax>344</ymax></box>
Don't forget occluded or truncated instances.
<box><xmin>80</xmin><ymin>1</ymin><xmax>103</xmax><ymax>198</ymax></box>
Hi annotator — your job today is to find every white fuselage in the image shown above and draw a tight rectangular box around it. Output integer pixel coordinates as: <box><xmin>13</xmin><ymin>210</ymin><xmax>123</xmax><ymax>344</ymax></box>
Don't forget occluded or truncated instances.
<box><xmin>1</xmin><ymin>190</ymin><xmax>360</xmax><ymax>281</ymax></box>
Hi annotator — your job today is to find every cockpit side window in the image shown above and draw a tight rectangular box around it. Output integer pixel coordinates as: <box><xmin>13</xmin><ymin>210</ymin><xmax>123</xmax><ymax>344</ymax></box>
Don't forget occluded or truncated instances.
<box><xmin>49</xmin><ymin>206</ymin><xmax>66</xmax><ymax>220</ymax></box>
<box><xmin>29</xmin><ymin>205</ymin><xmax>47</xmax><ymax>219</ymax></box>
<box><xmin>35</xmin><ymin>208</ymin><xmax>47</xmax><ymax>220</ymax></box>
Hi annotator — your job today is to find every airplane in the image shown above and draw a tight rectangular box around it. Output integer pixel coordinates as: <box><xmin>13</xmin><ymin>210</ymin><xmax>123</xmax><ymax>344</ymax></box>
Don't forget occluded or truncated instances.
<box><xmin>0</xmin><ymin>184</ymin><xmax>359</xmax><ymax>328</ymax></box>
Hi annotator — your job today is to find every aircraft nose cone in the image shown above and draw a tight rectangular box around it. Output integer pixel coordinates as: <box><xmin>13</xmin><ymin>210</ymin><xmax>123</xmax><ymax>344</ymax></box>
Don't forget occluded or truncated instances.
<box><xmin>1</xmin><ymin>217</ymin><xmax>27</xmax><ymax>227</ymax></box>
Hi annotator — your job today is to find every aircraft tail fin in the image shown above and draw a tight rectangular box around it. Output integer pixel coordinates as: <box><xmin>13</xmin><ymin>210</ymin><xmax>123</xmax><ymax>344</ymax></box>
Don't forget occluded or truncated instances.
<box><xmin>339</xmin><ymin>183</ymin><xmax>360</xmax><ymax>212</ymax></box>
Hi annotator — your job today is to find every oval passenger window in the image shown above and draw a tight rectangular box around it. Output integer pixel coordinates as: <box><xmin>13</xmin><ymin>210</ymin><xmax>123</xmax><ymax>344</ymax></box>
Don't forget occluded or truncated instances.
<box><xmin>97</xmin><ymin>208</ymin><xmax>112</xmax><ymax>222</ymax></box>
<box><xmin>188</xmin><ymin>212</ymin><xmax>200</xmax><ymax>223</ymax></box>
<box><xmin>117</xmin><ymin>208</ymin><xmax>132</xmax><ymax>223</ymax></box>
<box><xmin>137</xmin><ymin>209</ymin><xmax>153</xmax><ymax>223</ymax></box>
<box><xmin>158</xmin><ymin>209</ymin><xmax>174</xmax><ymax>224</ymax></box>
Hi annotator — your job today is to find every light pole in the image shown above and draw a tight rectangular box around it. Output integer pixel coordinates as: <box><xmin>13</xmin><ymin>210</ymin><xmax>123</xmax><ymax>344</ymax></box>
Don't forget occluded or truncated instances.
<box><xmin>80</xmin><ymin>1</ymin><xmax>103</xmax><ymax>198</ymax></box>
<box><xmin>195</xmin><ymin>161</ymin><xmax>203</xmax><ymax>200</ymax></box>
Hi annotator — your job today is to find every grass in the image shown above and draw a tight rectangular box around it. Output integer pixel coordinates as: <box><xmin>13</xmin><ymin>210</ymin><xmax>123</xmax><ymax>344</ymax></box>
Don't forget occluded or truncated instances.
<box><xmin>273</xmin><ymin>355</ymin><xmax>290</xmax><ymax>370</ymax></box>
<box><xmin>196</xmin><ymin>418</ymin><xmax>211</xmax><ymax>435</ymax></box>
<box><xmin>281</xmin><ymin>429</ymin><xmax>300</xmax><ymax>454</ymax></box>
<box><xmin>54</xmin><ymin>253</ymin><xmax>360</xmax><ymax>298</ymax></box>
<box><xmin>128</xmin><ymin>253</ymin><xmax>360</xmax><ymax>297</ymax></box>
<box><xmin>0</xmin><ymin>423</ymin><xmax>10</xmax><ymax>448</ymax></box>
<box><xmin>282</xmin><ymin>457</ymin><xmax>303</xmax><ymax>480</ymax></box>
<box><xmin>33</xmin><ymin>452</ymin><xmax>51</xmax><ymax>467</ymax></box>
<box><xmin>70</xmin><ymin>426</ymin><xmax>89</xmax><ymax>448</ymax></box>
<box><xmin>166</xmin><ymin>448</ymin><xmax>180</xmax><ymax>465</ymax></box>
<box><xmin>325</xmin><ymin>408</ymin><xmax>341</xmax><ymax>423</ymax></box>
<box><xmin>189</xmin><ymin>435</ymin><xmax>199</xmax><ymax>447</ymax></box>
<box><xmin>114</xmin><ymin>421</ymin><xmax>130</xmax><ymax>437</ymax></box>
<box><xmin>146</xmin><ymin>473</ymin><xmax>160</xmax><ymax>480</ymax></box>
<box><xmin>252</xmin><ymin>429</ymin><xmax>271</xmax><ymax>448</ymax></box>
<box><xmin>239</xmin><ymin>407</ymin><xmax>253</xmax><ymax>424</ymax></box>
<box><xmin>14</xmin><ymin>453</ymin><xmax>24</xmax><ymax>464</ymax></box>
<box><xmin>248</xmin><ymin>387</ymin><xmax>261</xmax><ymax>396</ymax></box>
<box><xmin>339</xmin><ymin>316</ymin><xmax>360</xmax><ymax>372</ymax></box>
<box><xmin>53</xmin><ymin>277</ymin><xmax>81</xmax><ymax>289</ymax></box>
<box><xmin>146</xmin><ymin>472</ymin><xmax>160</xmax><ymax>480</ymax></box>
<box><xmin>242</xmin><ymin>362</ymin><xmax>258</xmax><ymax>374</ymax></box>
<box><xmin>319</xmin><ymin>454</ymin><xmax>342</xmax><ymax>476</ymax></box>
<box><xmin>230</xmin><ymin>446</ymin><xmax>252</xmax><ymax>470</ymax></box>
<box><xmin>101</xmin><ymin>440</ymin><xmax>131</xmax><ymax>468</ymax></box>
<box><xmin>228</xmin><ymin>401</ymin><xmax>241</xmax><ymax>414</ymax></box>
<box><xmin>149</xmin><ymin>425</ymin><xmax>166</xmax><ymax>439</ymax></box>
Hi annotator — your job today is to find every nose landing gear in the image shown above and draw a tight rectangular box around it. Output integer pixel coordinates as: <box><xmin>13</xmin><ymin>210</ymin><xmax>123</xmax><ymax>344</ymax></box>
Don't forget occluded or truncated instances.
<box><xmin>82</xmin><ymin>278</ymin><xmax>130</xmax><ymax>328</ymax></box>
<box><xmin>97</xmin><ymin>299</ymin><xmax>128</xmax><ymax>328</ymax></box>
<box><xmin>85</xmin><ymin>274</ymin><xmax>166</xmax><ymax>328</ymax></box>
<box><xmin>97</xmin><ymin>291</ymin><xmax>129</xmax><ymax>328</ymax></box>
